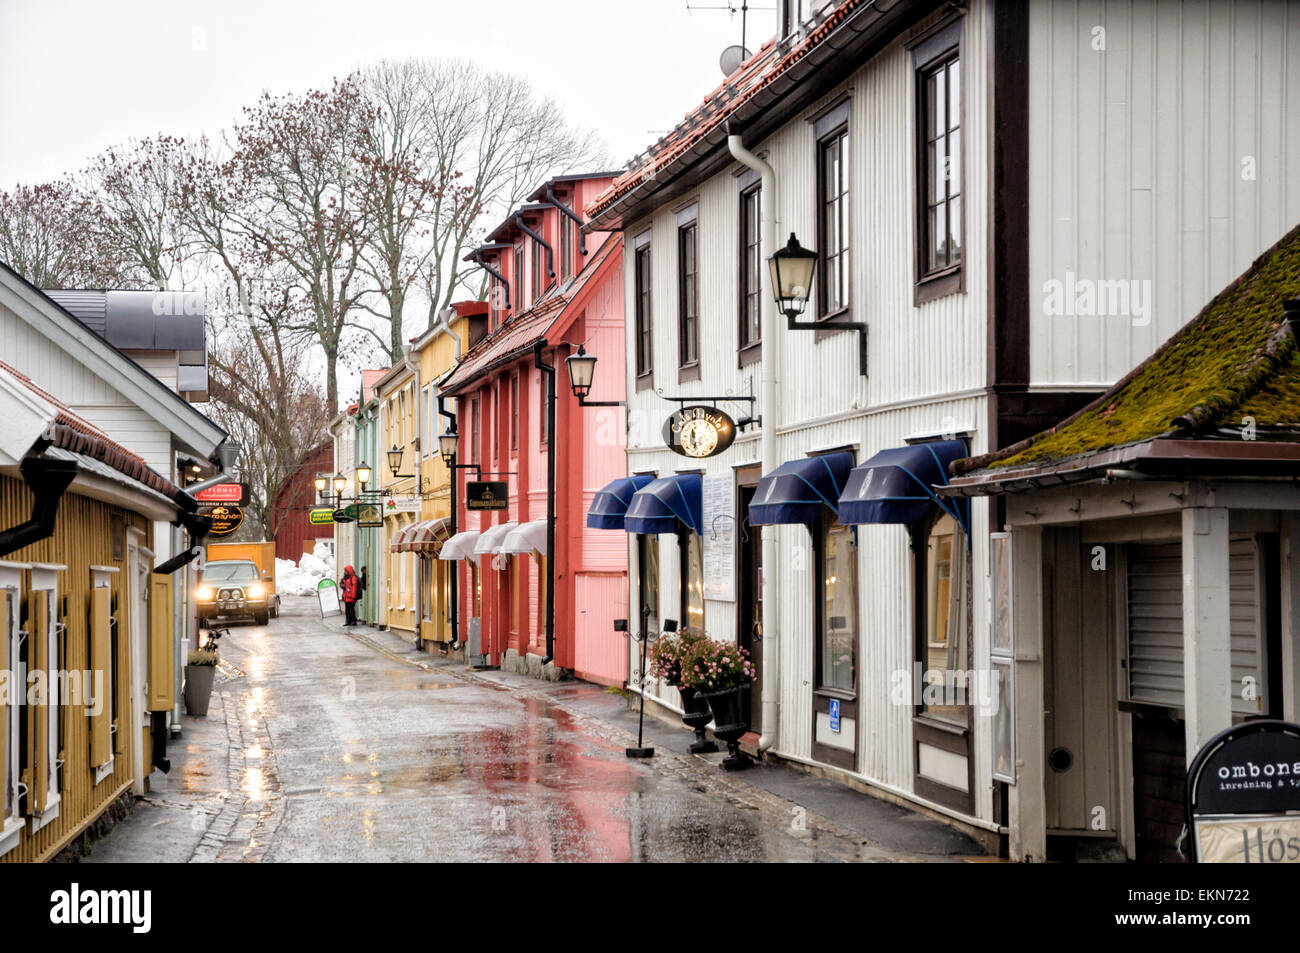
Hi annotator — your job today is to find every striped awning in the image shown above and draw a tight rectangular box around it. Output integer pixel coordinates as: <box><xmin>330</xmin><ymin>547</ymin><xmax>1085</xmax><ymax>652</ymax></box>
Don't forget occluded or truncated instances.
<box><xmin>389</xmin><ymin>522</ymin><xmax>415</xmax><ymax>553</ymax></box>
<box><xmin>400</xmin><ymin>517</ymin><xmax>452</xmax><ymax>554</ymax></box>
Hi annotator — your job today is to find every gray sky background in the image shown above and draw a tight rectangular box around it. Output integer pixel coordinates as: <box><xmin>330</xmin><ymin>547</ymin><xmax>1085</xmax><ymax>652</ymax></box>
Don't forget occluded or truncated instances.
<box><xmin>0</xmin><ymin>0</ymin><xmax>778</xmax><ymax>187</ymax></box>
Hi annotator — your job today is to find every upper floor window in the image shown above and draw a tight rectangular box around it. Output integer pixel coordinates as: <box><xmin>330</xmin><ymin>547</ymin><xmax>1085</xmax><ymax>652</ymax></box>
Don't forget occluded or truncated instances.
<box><xmin>560</xmin><ymin>213</ymin><xmax>574</xmax><ymax>281</ymax></box>
<box><xmin>470</xmin><ymin>396</ymin><xmax>480</xmax><ymax>464</ymax></box>
<box><xmin>677</xmin><ymin>213</ymin><xmax>700</xmax><ymax>377</ymax></box>
<box><xmin>514</xmin><ymin>243</ymin><xmax>525</xmax><ymax>312</ymax></box>
<box><xmin>739</xmin><ymin>182</ymin><xmax>762</xmax><ymax>354</ymax></box>
<box><xmin>634</xmin><ymin>237</ymin><xmax>653</xmax><ymax>384</ymax></box>
<box><xmin>510</xmin><ymin>373</ymin><xmax>519</xmax><ymax>452</ymax></box>
<box><xmin>531</xmin><ymin>238</ymin><xmax>544</xmax><ymax>302</ymax></box>
<box><xmin>913</xmin><ymin>19</ymin><xmax>963</xmax><ymax>300</ymax></box>
<box><xmin>815</xmin><ymin>101</ymin><xmax>850</xmax><ymax>318</ymax></box>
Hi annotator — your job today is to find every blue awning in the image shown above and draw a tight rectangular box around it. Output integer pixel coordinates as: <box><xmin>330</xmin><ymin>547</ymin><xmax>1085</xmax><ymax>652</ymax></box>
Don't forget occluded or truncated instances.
<box><xmin>749</xmin><ymin>451</ymin><xmax>856</xmax><ymax>525</ymax></box>
<box><xmin>623</xmin><ymin>474</ymin><xmax>703</xmax><ymax>536</ymax></box>
<box><xmin>587</xmin><ymin>475</ymin><xmax>655</xmax><ymax>530</ymax></box>
<box><xmin>837</xmin><ymin>440</ymin><xmax>969</xmax><ymax>528</ymax></box>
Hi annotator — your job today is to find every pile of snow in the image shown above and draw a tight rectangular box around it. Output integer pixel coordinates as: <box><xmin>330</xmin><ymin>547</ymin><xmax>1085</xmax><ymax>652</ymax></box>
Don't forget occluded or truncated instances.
<box><xmin>275</xmin><ymin>541</ymin><xmax>337</xmax><ymax>596</ymax></box>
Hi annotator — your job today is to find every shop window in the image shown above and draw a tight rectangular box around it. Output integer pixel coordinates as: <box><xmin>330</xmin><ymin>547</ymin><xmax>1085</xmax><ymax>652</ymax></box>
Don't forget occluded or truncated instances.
<box><xmin>919</xmin><ymin>513</ymin><xmax>969</xmax><ymax>726</ymax></box>
<box><xmin>637</xmin><ymin>534</ymin><xmax>659</xmax><ymax>637</ymax></box>
<box><xmin>680</xmin><ymin>532</ymin><xmax>705</xmax><ymax>634</ymax></box>
<box><xmin>816</xmin><ymin>518</ymin><xmax>857</xmax><ymax>693</ymax></box>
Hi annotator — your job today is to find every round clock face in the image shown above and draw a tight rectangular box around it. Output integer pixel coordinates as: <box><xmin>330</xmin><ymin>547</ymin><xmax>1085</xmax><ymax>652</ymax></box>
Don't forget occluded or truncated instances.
<box><xmin>679</xmin><ymin>417</ymin><xmax>719</xmax><ymax>457</ymax></box>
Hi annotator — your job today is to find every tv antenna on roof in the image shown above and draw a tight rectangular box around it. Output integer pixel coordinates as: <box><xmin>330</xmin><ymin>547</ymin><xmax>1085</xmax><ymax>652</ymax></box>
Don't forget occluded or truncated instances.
<box><xmin>685</xmin><ymin>1</ymin><xmax>774</xmax><ymax>66</ymax></box>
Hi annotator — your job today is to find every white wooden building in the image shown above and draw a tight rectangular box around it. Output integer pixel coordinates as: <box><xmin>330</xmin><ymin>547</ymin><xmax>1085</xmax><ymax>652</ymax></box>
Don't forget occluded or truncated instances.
<box><xmin>583</xmin><ymin>0</ymin><xmax>1300</xmax><ymax>857</ymax></box>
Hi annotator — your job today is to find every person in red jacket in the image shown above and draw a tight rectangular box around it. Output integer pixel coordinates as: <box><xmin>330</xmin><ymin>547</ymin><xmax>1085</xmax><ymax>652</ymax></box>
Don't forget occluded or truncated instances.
<box><xmin>341</xmin><ymin>565</ymin><xmax>360</xmax><ymax>627</ymax></box>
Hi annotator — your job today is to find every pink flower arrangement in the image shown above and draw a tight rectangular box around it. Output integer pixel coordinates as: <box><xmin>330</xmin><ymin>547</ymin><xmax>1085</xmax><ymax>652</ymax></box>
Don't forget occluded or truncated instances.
<box><xmin>648</xmin><ymin>628</ymin><xmax>705</xmax><ymax>684</ymax></box>
<box><xmin>679</xmin><ymin>637</ymin><xmax>755</xmax><ymax>692</ymax></box>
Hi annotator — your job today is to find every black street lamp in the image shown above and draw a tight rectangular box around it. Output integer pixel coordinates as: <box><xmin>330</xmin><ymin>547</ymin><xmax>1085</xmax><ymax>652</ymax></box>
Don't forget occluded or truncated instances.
<box><xmin>434</xmin><ymin>413</ymin><xmax>483</xmax><ymax>653</ymax></box>
<box><xmin>386</xmin><ymin>445</ymin><xmax>410</xmax><ymax>479</ymax></box>
<box><xmin>768</xmin><ymin>231</ymin><xmax>868</xmax><ymax>376</ymax></box>
<box><xmin>314</xmin><ymin>473</ymin><xmax>328</xmax><ymax>500</ymax></box>
<box><xmin>332</xmin><ymin>473</ymin><xmax>347</xmax><ymax>501</ymax></box>
<box><xmin>355</xmin><ymin>461</ymin><xmax>372</xmax><ymax>488</ymax></box>
<box><xmin>564</xmin><ymin>344</ymin><xmax>624</xmax><ymax>408</ymax></box>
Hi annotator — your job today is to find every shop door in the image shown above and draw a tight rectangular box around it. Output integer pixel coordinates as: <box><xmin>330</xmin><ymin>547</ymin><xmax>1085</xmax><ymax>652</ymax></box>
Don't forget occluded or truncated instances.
<box><xmin>737</xmin><ymin>482</ymin><xmax>763</xmax><ymax>732</ymax></box>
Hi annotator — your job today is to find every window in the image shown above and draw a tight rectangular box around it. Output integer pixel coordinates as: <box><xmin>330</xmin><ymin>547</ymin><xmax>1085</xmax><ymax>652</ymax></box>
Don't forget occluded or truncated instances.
<box><xmin>510</xmin><ymin>374</ymin><xmax>519</xmax><ymax>452</ymax></box>
<box><xmin>25</xmin><ymin>569</ymin><xmax>61</xmax><ymax>831</ymax></box>
<box><xmin>637</xmin><ymin>534</ymin><xmax>659</xmax><ymax>637</ymax></box>
<box><xmin>514</xmin><ymin>244</ymin><xmax>525</xmax><ymax>311</ymax></box>
<box><xmin>560</xmin><ymin>214</ymin><xmax>573</xmax><ymax>280</ymax></box>
<box><xmin>531</xmin><ymin>239</ymin><xmax>544</xmax><ymax>302</ymax></box>
<box><xmin>89</xmin><ymin>574</ymin><xmax>114</xmax><ymax>781</ymax></box>
<box><xmin>634</xmin><ymin>240</ymin><xmax>653</xmax><ymax>384</ymax></box>
<box><xmin>913</xmin><ymin>20</ymin><xmax>963</xmax><ymax>300</ymax></box>
<box><xmin>470</xmin><ymin>396</ymin><xmax>480</xmax><ymax>465</ymax></box>
<box><xmin>816</xmin><ymin>116</ymin><xmax>850</xmax><ymax>317</ymax></box>
<box><xmin>0</xmin><ymin>567</ymin><xmax>21</xmax><ymax>856</ymax></box>
<box><xmin>919</xmin><ymin>513</ymin><xmax>968</xmax><ymax>726</ymax></box>
<box><xmin>680</xmin><ymin>532</ymin><xmax>705</xmax><ymax>634</ymax></box>
<box><xmin>739</xmin><ymin>183</ymin><xmax>762</xmax><ymax>354</ymax></box>
<box><xmin>816</xmin><ymin>519</ymin><xmax>857</xmax><ymax>693</ymax></box>
<box><xmin>539</xmin><ymin>371</ymin><xmax>548</xmax><ymax>446</ymax></box>
<box><xmin>677</xmin><ymin>219</ymin><xmax>699</xmax><ymax>375</ymax></box>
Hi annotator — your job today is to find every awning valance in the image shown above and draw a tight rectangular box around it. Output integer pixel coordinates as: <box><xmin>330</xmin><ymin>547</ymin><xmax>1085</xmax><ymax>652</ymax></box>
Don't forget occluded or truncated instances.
<box><xmin>587</xmin><ymin>475</ymin><xmax>654</xmax><ymax>529</ymax></box>
<box><xmin>837</xmin><ymin>440</ymin><xmax>969</xmax><ymax>527</ymax></box>
<box><xmin>398</xmin><ymin>517</ymin><xmax>451</xmax><ymax>554</ymax></box>
<box><xmin>388</xmin><ymin>521</ymin><xmax>415</xmax><ymax>553</ymax></box>
<box><xmin>624</xmin><ymin>474</ymin><xmax>702</xmax><ymax>536</ymax></box>
<box><xmin>438</xmin><ymin>530</ymin><xmax>480</xmax><ymax>561</ymax></box>
<box><xmin>749</xmin><ymin>451</ymin><xmax>855</xmax><ymax>526</ymax></box>
<box><xmin>502</xmin><ymin>519</ymin><xmax>548</xmax><ymax>556</ymax></box>
<box><xmin>473</xmin><ymin>521</ymin><xmax>518</xmax><ymax>562</ymax></box>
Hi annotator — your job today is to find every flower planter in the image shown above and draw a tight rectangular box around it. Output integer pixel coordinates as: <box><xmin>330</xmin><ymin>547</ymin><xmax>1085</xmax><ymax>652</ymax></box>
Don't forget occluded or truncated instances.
<box><xmin>184</xmin><ymin>664</ymin><xmax>216</xmax><ymax>717</ymax></box>
<box><xmin>700</xmin><ymin>683</ymin><xmax>753</xmax><ymax>770</ymax></box>
<box><xmin>677</xmin><ymin>685</ymin><xmax>718</xmax><ymax>754</ymax></box>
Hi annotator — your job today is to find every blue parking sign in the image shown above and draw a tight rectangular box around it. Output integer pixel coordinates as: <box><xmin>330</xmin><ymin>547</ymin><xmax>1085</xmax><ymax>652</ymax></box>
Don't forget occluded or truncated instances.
<box><xmin>829</xmin><ymin>699</ymin><xmax>840</xmax><ymax>733</ymax></box>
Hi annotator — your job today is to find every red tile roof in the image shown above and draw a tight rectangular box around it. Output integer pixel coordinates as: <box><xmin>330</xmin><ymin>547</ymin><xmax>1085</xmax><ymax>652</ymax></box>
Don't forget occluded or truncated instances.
<box><xmin>439</xmin><ymin>234</ymin><xmax>621</xmax><ymax>395</ymax></box>
<box><xmin>0</xmin><ymin>359</ymin><xmax>185</xmax><ymax>502</ymax></box>
<box><xmin>585</xmin><ymin>0</ymin><xmax>870</xmax><ymax>224</ymax></box>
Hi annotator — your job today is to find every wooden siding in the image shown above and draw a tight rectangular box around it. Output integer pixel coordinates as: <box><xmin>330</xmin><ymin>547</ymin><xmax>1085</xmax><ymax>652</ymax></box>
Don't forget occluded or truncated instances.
<box><xmin>0</xmin><ymin>476</ymin><xmax>148</xmax><ymax>862</ymax></box>
<box><xmin>1028</xmin><ymin>0</ymin><xmax>1300</xmax><ymax>386</ymax></box>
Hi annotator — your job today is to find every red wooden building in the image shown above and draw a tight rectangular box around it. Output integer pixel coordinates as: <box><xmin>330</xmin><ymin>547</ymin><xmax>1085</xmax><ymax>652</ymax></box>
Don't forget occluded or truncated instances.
<box><xmin>270</xmin><ymin>440</ymin><xmax>335</xmax><ymax>561</ymax></box>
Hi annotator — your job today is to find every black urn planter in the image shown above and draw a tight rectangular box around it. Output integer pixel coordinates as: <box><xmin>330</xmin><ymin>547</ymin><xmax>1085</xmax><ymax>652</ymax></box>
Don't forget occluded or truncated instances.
<box><xmin>677</xmin><ymin>685</ymin><xmax>718</xmax><ymax>754</ymax></box>
<box><xmin>699</xmin><ymin>683</ymin><xmax>753</xmax><ymax>770</ymax></box>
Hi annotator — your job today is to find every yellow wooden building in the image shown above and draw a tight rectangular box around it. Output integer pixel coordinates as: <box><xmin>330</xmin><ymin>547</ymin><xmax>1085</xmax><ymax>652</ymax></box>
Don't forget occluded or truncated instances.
<box><xmin>0</xmin><ymin>363</ymin><xmax>187</xmax><ymax>862</ymax></box>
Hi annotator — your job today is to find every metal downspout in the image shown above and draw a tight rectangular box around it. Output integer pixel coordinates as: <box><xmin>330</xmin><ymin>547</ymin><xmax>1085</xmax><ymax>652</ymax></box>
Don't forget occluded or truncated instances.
<box><xmin>533</xmin><ymin>340</ymin><xmax>557</xmax><ymax>666</ymax></box>
<box><xmin>0</xmin><ymin>455</ymin><xmax>80</xmax><ymax>558</ymax></box>
<box><xmin>515</xmin><ymin>213</ymin><xmax>555</xmax><ymax>279</ymax></box>
<box><xmin>469</xmin><ymin>250</ymin><xmax>510</xmax><ymax>312</ymax></box>
<box><xmin>543</xmin><ymin>185</ymin><xmax>589</xmax><ymax>257</ymax></box>
<box><xmin>728</xmin><ymin>128</ymin><xmax>780</xmax><ymax>753</ymax></box>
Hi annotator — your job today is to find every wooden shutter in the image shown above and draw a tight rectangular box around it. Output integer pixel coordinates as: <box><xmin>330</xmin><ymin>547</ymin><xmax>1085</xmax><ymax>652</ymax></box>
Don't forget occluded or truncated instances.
<box><xmin>89</xmin><ymin>586</ymin><xmax>111</xmax><ymax>771</ymax></box>
<box><xmin>148</xmin><ymin>574</ymin><xmax>174</xmax><ymax>712</ymax></box>
<box><xmin>1126</xmin><ymin>542</ymin><xmax>1184</xmax><ymax>706</ymax></box>
<box><xmin>1127</xmin><ymin>537</ymin><xmax>1265</xmax><ymax>712</ymax></box>
<box><xmin>30</xmin><ymin>593</ymin><xmax>49</xmax><ymax>813</ymax></box>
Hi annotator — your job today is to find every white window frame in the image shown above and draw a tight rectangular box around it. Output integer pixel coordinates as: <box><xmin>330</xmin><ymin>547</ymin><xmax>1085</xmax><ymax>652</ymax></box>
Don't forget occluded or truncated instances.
<box><xmin>0</xmin><ymin>562</ymin><xmax>27</xmax><ymax>857</ymax></box>
<box><xmin>89</xmin><ymin>566</ymin><xmax>118</xmax><ymax>785</ymax></box>
<box><xmin>26</xmin><ymin>564</ymin><xmax>63</xmax><ymax>832</ymax></box>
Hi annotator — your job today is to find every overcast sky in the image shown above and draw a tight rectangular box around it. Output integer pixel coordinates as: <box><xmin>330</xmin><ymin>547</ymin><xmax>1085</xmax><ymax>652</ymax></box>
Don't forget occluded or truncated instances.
<box><xmin>0</xmin><ymin>0</ymin><xmax>778</xmax><ymax>187</ymax></box>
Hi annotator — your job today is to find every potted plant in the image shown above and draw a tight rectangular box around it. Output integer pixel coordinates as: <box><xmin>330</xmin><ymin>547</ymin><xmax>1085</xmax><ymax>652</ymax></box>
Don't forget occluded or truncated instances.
<box><xmin>184</xmin><ymin>648</ymin><xmax>219</xmax><ymax>717</ymax></box>
<box><xmin>649</xmin><ymin>629</ymin><xmax>716</xmax><ymax>754</ymax></box>
<box><xmin>680</xmin><ymin>637</ymin><xmax>755</xmax><ymax>769</ymax></box>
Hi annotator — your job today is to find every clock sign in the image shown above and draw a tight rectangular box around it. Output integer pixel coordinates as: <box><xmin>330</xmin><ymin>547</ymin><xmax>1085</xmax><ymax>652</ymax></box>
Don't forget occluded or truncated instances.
<box><xmin>663</xmin><ymin>406</ymin><xmax>737</xmax><ymax>459</ymax></box>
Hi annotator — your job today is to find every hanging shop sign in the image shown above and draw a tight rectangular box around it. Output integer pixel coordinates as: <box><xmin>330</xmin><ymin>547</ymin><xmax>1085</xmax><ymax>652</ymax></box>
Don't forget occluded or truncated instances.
<box><xmin>333</xmin><ymin>507</ymin><xmax>355</xmax><ymax>524</ymax></box>
<box><xmin>202</xmin><ymin>504</ymin><xmax>243</xmax><ymax>539</ymax></box>
<box><xmin>1185</xmin><ymin>720</ymin><xmax>1300</xmax><ymax>863</ymax></box>
<box><xmin>385</xmin><ymin>495</ymin><xmax>420</xmax><ymax>515</ymax></box>
<box><xmin>466</xmin><ymin>481</ymin><xmax>509</xmax><ymax>511</ymax></box>
<box><xmin>308</xmin><ymin>507</ymin><xmax>335</xmax><ymax>526</ymax></box>
<box><xmin>663</xmin><ymin>405</ymin><xmax>737</xmax><ymax>459</ymax></box>
<box><xmin>193</xmin><ymin>482</ymin><xmax>245</xmax><ymax>503</ymax></box>
<box><xmin>356</xmin><ymin>503</ymin><xmax>383</xmax><ymax>528</ymax></box>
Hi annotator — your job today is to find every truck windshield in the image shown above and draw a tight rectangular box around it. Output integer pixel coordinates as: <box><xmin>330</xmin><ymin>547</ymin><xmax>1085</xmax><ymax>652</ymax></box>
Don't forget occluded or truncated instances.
<box><xmin>201</xmin><ymin>563</ymin><xmax>258</xmax><ymax>584</ymax></box>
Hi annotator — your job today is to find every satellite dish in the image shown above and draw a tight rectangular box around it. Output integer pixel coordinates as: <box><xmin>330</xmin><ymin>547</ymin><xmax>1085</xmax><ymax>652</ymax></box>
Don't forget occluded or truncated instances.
<box><xmin>719</xmin><ymin>44</ymin><xmax>750</xmax><ymax>76</ymax></box>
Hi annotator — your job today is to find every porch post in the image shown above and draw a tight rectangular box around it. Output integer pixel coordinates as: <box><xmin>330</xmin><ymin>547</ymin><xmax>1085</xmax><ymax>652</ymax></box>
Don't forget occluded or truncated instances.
<box><xmin>1009</xmin><ymin>524</ymin><xmax>1047</xmax><ymax>862</ymax></box>
<box><xmin>1181</xmin><ymin>507</ymin><xmax>1231</xmax><ymax>762</ymax></box>
<box><xmin>1281</xmin><ymin>512</ymin><xmax>1300</xmax><ymax>722</ymax></box>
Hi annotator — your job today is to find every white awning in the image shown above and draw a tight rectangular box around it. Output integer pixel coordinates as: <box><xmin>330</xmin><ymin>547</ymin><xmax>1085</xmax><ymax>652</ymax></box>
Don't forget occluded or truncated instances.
<box><xmin>501</xmin><ymin>519</ymin><xmax>548</xmax><ymax>556</ymax></box>
<box><xmin>472</xmin><ymin>521</ymin><xmax>517</xmax><ymax>562</ymax></box>
<box><xmin>438</xmin><ymin>530</ymin><xmax>480</xmax><ymax>561</ymax></box>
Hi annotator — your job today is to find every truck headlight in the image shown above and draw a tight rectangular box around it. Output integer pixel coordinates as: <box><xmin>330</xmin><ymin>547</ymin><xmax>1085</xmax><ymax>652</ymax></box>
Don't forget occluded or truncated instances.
<box><xmin>247</xmin><ymin>583</ymin><xmax>265</xmax><ymax>598</ymax></box>
<box><xmin>197</xmin><ymin>586</ymin><xmax>215</xmax><ymax>601</ymax></box>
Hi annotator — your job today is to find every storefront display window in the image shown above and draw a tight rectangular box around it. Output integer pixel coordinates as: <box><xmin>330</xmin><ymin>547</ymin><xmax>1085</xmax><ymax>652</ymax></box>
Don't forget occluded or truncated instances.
<box><xmin>819</xmin><ymin>521</ymin><xmax>857</xmax><ymax>692</ymax></box>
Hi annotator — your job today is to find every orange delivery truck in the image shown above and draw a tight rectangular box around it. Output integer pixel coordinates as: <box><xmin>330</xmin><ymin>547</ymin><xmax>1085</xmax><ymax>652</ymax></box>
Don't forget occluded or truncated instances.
<box><xmin>200</xmin><ymin>541</ymin><xmax>281</xmax><ymax>624</ymax></box>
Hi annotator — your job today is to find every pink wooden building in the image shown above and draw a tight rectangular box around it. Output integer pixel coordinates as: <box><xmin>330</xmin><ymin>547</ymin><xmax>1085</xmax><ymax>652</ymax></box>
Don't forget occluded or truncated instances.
<box><xmin>439</xmin><ymin>172</ymin><xmax>629</xmax><ymax>685</ymax></box>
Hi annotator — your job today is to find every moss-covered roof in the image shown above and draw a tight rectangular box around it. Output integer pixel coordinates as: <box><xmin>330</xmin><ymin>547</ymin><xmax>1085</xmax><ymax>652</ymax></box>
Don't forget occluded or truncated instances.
<box><xmin>958</xmin><ymin>223</ymin><xmax>1300</xmax><ymax>475</ymax></box>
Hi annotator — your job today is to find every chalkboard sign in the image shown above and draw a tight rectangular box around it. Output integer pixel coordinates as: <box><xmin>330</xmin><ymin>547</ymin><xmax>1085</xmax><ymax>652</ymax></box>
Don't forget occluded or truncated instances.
<box><xmin>1186</xmin><ymin>719</ymin><xmax>1300</xmax><ymax>862</ymax></box>
<box><xmin>317</xmin><ymin>578</ymin><xmax>341</xmax><ymax>618</ymax></box>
